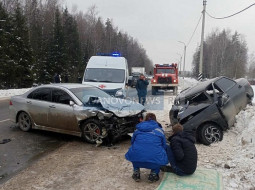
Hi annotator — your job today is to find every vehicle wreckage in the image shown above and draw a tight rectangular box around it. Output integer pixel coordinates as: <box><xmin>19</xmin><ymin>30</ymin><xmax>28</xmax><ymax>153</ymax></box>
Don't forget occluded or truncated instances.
<box><xmin>170</xmin><ymin>76</ymin><xmax>254</xmax><ymax>145</ymax></box>
<box><xmin>9</xmin><ymin>84</ymin><xmax>146</xmax><ymax>145</ymax></box>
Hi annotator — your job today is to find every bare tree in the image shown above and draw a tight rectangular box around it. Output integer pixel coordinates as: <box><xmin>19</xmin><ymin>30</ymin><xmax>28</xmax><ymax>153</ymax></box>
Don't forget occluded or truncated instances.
<box><xmin>192</xmin><ymin>29</ymin><xmax>248</xmax><ymax>79</ymax></box>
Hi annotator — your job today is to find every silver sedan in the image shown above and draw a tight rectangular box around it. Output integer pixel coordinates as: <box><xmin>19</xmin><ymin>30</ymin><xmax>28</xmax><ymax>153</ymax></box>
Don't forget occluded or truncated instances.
<box><xmin>9</xmin><ymin>84</ymin><xmax>145</xmax><ymax>144</ymax></box>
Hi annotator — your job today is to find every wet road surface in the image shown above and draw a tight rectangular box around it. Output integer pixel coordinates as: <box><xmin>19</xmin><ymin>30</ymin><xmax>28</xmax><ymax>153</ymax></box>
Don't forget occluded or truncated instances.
<box><xmin>0</xmin><ymin>98</ymin><xmax>73</xmax><ymax>184</ymax></box>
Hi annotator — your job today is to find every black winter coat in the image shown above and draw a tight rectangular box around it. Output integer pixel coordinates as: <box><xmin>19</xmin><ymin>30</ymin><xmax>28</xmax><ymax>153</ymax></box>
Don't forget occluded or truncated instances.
<box><xmin>168</xmin><ymin>131</ymin><xmax>197</xmax><ymax>174</ymax></box>
<box><xmin>136</xmin><ymin>79</ymin><xmax>149</xmax><ymax>97</ymax></box>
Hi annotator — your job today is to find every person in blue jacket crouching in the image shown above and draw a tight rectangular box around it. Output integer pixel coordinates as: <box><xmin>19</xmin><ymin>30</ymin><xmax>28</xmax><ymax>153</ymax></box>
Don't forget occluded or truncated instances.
<box><xmin>125</xmin><ymin>113</ymin><xmax>168</xmax><ymax>182</ymax></box>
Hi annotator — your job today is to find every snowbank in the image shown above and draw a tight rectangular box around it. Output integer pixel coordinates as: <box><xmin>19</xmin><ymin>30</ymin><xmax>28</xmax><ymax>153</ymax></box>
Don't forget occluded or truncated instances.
<box><xmin>0</xmin><ymin>88</ymin><xmax>30</xmax><ymax>99</ymax></box>
<box><xmin>222</xmin><ymin>105</ymin><xmax>255</xmax><ymax>189</ymax></box>
<box><xmin>179</xmin><ymin>77</ymin><xmax>198</xmax><ymax>90</ymax></box>
<box><xmin>252</xmin><ymin>85</ymin><xmax>255</xmax><ymax>103</ymax></box>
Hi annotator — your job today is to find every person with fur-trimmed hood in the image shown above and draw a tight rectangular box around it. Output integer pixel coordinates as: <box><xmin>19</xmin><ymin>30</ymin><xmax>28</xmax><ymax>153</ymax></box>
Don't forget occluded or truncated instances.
<box><xmin>161</xmin><ymin>124</ymin><xmax>197</xmax><ymax>176</ymax></box>
<box><xmin>125</xmin><ymin>113</ymin><xmax>168</xmax><ymax>182</ymax></box>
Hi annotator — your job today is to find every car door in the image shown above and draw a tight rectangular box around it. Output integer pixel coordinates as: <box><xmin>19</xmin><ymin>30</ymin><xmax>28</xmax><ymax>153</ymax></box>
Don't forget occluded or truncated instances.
<box><xmin>27</xmin><ymin>88</ymin><xmax>51</xmax><ymax>126</ymax></box>
<box><xmin>228</xmin><ymin>82</ymin><xmax>247</xmax><ymax>113</ymax></box>
<box><xmin>214</xmin><ymin>78</ymin><xmax>238</xmax><ymax>127</ymax></box>
<box><xmin>47</xmin><ymin>88</ymin><xmax>78</xmax><ymax>132</ymax></box>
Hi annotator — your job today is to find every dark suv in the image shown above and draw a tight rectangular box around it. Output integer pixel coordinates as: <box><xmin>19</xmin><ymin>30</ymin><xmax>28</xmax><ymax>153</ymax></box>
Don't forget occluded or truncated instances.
<box><xmin>170</xmin><ymin>76</ymin><xmax>254</xmax><ymax>145</ymax></box>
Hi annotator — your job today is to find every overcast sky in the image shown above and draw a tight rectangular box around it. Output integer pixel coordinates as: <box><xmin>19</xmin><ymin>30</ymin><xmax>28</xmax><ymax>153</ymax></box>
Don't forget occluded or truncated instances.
<box><xmin>65</xmin><ymin>0</ymin><xmax>255</xmax><ymax>71</ymax></box>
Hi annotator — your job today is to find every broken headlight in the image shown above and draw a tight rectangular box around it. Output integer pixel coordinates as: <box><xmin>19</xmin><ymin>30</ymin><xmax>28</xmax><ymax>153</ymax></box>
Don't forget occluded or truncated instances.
<box><xmin>97</xmin><ymin>111</ymin><xmax>113</xmax><ymax>120</ymax></box>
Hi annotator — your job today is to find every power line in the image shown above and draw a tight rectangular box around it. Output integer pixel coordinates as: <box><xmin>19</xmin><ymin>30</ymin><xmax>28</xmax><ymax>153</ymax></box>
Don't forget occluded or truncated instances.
<box><xmin>206</xmin><ymin>2</ymin><xmax>255</xmax><ymax>20</ymax></box>
<box><xmin>187</xmin><ymin>13</ymin><xmax>203</xmax><ymax>47</ymax></box>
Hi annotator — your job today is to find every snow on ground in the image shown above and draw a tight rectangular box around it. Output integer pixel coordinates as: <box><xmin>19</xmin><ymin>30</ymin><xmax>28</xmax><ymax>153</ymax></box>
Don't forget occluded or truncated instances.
<box><xmin>252</xmin><ymin>85</ymin><xmax>255</xmax><ymax>103</ymax></box>
<box><xmin>0</xmin><ymin>80</ymin><xmax>255</xmax><ymax>189</ymax></box>
<box><xmin>196</xmin><ymin>105</ymin><xmax>255</xmax><ymax>190</ymax></box>
<box><xmin>178</xmin><ymin>77</ymin><xmax>199</xmax><ymax>90</ymax></box>
<box><xmin>0</xmin><ymin>88</ymin><xmax>31</xmax><ymax>99</ymax></box>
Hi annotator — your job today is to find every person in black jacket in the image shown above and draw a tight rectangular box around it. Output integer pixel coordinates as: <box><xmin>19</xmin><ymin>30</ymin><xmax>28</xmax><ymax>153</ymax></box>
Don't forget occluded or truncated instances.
<box><xmin>136</xmin><ymin>74</ymin><xmax>149</xmax><ymax>105</ymax></box>
<box><xmin>54</xmin><ymin>73</ymin><xmax>60</xmax><ymax>83</ymax></box>
<box><xmin>161</xmin><ymin>123</ymin><xmax>197</xmax><ymax>176</ymax></box>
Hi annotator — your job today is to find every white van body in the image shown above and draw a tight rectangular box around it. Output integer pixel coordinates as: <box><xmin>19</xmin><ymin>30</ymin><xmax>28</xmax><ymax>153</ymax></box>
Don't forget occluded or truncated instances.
<box><xmin>82</xmin><ymin>56</ymin><xmax>129</xmax><ymax>98</ymax></box>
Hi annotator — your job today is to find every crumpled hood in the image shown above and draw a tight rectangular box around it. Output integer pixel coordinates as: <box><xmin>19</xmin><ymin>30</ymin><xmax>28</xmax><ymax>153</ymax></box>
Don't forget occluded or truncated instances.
<box><xmin>178</xmin><ymin>103</ymin><xmax>211</xmax><ymax>121</ymax></box>
<box><xmin>136</xmin><ymin>120</ymin><xmax>159</xmax><ymax>132</ymax></box>
<box><xmin>98</xmin><ymin>97</ymin><xmax>145</xmax><ymax>117</ymax></box>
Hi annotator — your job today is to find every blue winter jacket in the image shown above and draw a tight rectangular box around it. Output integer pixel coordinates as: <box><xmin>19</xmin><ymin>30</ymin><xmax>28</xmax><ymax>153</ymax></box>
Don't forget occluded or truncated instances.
<box><xmin>125</xmin><ymin>120</ymin><xmax>168</xmax><ymax>165</ymax></box>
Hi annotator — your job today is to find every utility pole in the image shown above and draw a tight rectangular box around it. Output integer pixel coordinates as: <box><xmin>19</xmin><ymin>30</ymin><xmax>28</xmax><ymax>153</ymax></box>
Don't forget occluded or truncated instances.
<box><xmin>178</xmin><ymin>41</ymin><xmax>186</xmax><ymax>78</ymax></box>
<box><xmin>183</xmin><ymin>45</ymin><xmax>186</xmax><ymax>78</ymax></box>
<box><xmin>198</xmin><ymin>0</ymin><xmax>206</xmax><ymax>81</ymax></box>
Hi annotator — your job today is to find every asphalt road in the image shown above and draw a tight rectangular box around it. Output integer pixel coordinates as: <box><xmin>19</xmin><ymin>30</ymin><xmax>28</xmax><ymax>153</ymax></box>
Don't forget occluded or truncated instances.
<box><xmin>0</xmin><ymin>99</ymin><xmax>9</xmax><ymax>121</ymax></box>
<box><xmin>0</xmin><ymin>98</ymin><xmax>72</xmax><ymax>184</ymax></box>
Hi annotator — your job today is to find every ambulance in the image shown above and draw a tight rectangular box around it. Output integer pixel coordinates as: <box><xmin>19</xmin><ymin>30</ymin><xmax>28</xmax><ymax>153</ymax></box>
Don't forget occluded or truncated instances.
<box><xmin>82</xmin><ymin>53</ymin><xmax>129</xmax><ymax>98</ymax></box>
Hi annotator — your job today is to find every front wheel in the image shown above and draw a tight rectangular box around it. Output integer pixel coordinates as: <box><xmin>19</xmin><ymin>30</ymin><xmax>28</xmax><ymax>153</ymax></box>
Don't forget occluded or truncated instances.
<box><xmin>18</xmin><ymin>112</ymin><xmax>32</xmax><ymax>132</ymax></box>
<box><xmin>199</xmin><ymin>123</ymin><xmax>223</xmax><ymax>145</ymax></box>
<box><xmin>81</xmin><ymin>119</ymin><xmax>102</xmax><ymax>144</ymax></box>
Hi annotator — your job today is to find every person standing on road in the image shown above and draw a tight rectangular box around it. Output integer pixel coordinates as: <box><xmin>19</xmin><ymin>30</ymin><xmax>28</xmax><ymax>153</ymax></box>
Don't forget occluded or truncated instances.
<box><xmin>160</xmin><ymin>124</ymin><xmax>197</xmax><ymax>176</ymax></box>
<box><xmin>125</xmin><ymin>113</ymin><xmax>168</xmax><ymax>183</ymax></box>
<box><xmin>136</xmin><ymin>74</ymin><xmax>149</xmax><ymax>105</ymax></box>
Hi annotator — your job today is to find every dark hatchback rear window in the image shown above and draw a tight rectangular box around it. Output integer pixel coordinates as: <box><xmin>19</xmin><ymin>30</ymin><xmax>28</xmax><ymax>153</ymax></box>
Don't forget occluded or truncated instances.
<box><xmin>215</xmin><ymin>78</ymin><xmax>236</xmax><ymax>92</ymax></box>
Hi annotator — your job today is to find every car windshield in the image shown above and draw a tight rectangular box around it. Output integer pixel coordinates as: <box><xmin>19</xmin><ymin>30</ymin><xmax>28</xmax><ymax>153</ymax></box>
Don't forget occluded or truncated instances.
<box><xmin>84</xmin><ymin>68</ymin><xmax>125</xmax><ymax>83</ymax></box>
<box><xmin>156</xmin><ymin>68</ymin><xmax>175</xmax><ymax>74</ymax></box>
<box><xmin>70</xmin><ymin>87</ymin><xmax>111</xmax><ymax>105</ymax></box>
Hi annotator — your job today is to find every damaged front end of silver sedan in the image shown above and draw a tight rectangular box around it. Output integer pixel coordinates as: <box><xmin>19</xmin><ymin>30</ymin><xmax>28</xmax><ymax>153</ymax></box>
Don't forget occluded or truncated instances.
<box><xmin>75</xmin><ymin>96</ymin><xmax>146</xmax><ymax>145</ymax></box>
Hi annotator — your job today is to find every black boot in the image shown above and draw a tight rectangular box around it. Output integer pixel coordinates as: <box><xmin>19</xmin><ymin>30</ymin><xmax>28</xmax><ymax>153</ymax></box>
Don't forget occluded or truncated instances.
<box><xmin>132</xmin><ymin>170</ymin><xmax>140</xmax><ymax>182</ymax></box>
<box><xmin>148</xmin><ymin>172</ymin><xmax>159</xmax><ymax>182</ymax></box>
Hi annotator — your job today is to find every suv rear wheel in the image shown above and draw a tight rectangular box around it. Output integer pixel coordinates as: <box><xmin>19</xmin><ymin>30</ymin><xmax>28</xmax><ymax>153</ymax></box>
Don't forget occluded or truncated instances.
<box><xmin>199</xmin><ymin>123</ymin><xmax>223</xmax><ymax>145</ymax></box>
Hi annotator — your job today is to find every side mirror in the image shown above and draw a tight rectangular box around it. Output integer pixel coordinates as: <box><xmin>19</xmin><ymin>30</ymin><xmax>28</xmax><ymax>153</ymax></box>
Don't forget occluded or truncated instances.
<box><xmin>70</xmin><ymin>100</ymin><xmax>75</xmax><ymax>106</ymax></box>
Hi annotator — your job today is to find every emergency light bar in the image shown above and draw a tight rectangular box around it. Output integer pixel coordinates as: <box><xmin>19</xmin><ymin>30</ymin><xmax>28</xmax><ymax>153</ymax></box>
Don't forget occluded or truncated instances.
<box><xmin>96</xmin><ymin>52</ymin><xmax>121</xmax><ymax>57</ymax></box>
<box><xmin>155</xmin><ymin>63</ymin><xmax>177</xmax><ymax>67</ymax></box>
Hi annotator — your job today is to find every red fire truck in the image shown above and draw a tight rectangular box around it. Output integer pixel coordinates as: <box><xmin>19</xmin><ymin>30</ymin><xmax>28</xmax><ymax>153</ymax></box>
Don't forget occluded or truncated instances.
<box><xmin>151</xmin><ymin>63</ymin><xmax>178</xmax><ymax>95</ymax></box>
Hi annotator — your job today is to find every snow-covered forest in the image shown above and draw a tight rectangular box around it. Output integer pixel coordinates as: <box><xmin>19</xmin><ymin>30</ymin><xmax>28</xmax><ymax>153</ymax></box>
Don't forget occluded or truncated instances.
<box><xmin>191</xmin><ymin>29</ymin><xmax>255</xmax><ymax>79</ymax></box>
<box><xmin>0</xmin><ymin>0</ymin><xmax>153</xmax><ymax>88</ymax></box>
